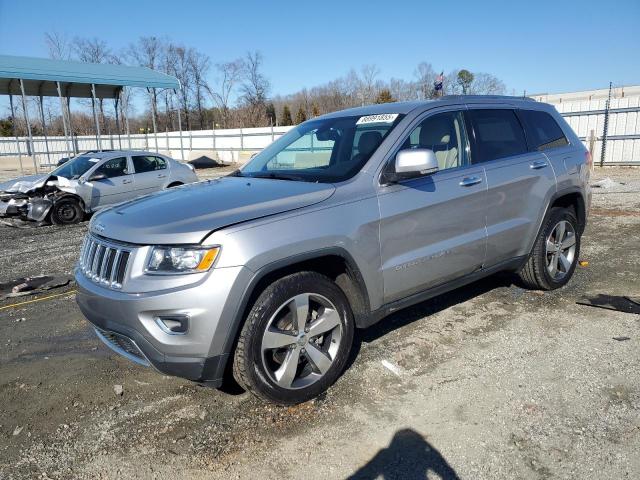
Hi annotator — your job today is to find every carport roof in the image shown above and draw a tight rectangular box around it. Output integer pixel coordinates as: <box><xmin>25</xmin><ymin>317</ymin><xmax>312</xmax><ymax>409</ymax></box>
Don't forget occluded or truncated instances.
<box><xmin>0</xmin><ymin>54</ymin><xmax>180</xmax><ymax>99</ymax></box>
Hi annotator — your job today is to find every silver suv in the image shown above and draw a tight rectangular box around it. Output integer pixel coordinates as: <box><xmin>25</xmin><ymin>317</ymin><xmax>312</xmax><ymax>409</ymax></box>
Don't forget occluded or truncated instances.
<box><xmin>76</xmin><ymin>96</ymin><xmax>591</xmax><ymax>405</ymax></box>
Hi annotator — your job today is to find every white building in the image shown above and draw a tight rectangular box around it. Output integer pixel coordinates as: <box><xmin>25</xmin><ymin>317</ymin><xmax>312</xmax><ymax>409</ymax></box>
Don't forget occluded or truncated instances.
<box><xmin>533</xmin><ymin>85</ymin><xmax>640</xmax><ymax>165</ymax></box>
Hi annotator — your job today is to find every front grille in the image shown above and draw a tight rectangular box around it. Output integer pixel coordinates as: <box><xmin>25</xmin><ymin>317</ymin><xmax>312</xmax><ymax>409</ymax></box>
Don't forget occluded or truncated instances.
<box><xmin>79</xmin><ymin>235</ymin><xmax>131</xmax><ymax>289</ymax></box>
<box><xmin>94</xmin><ymin>328</ymin><xmax>150</xmax><ymax>366</ymax></box>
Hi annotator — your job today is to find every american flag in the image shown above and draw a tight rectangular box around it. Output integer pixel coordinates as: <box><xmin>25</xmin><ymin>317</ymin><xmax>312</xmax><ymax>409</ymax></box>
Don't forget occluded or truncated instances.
<box><xmin>434</xmin><ymin>72</ymin><xmax>444</xmax><ymax>91</ymax></box>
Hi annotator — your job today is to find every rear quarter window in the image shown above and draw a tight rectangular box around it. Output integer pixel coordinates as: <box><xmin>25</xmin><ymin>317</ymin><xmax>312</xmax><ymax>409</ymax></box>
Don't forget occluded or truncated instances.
<box><xmin>519</xmin><ymin>109</ymin><xmax>569</xmax><ymax>151</ymax></box>
<box><xmin>468</xmin><ymin>109</ymin><xmax>528</xmax><ymax>162</ymax></box>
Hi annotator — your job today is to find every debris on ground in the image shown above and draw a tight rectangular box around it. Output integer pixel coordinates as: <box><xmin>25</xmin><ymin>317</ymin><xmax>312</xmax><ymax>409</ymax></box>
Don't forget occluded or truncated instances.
<box><xmin>579</xmin><ymin>260</ymin><xmax>589</xmax><ymax>267</ymax></box>
<box><xmin>576</xmin><ymin>294</ymin><xmax>640</xmax><ymax>315</ymax></box>
<box><xmin>613</xmin><ymin>336</ymin><xmax>631</xmax><ymax>341</ymax></box>
<box><xmin>0</xmin><ymin>275</ymin><xmax>73</xmax><ymax>299</ymax></box>
<box><xmin>381</xmin><ymin>360</ymin><xmax>404</xmax><ymax>376</ymax></box>
<box><xmin>592</xmin><ymin>177</ymin><xmax>624</xmax><ymax>189</ymax></box>
<box><xmin>114</xmin><ymin>385</ymin><xmax>124</xmax><ymax>396</ymax></box>
<box><xmin>12</xmin><ymin>425</ymin><xmax>24</xmax><ymax>436</ymax></box>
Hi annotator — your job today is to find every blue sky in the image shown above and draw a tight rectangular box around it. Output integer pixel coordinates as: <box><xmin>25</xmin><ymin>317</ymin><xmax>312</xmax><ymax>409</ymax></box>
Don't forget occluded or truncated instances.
<box><xmin>0</xmin><ymin>0</ymin><xmax>639</xmax><ymax>96</ymax></box>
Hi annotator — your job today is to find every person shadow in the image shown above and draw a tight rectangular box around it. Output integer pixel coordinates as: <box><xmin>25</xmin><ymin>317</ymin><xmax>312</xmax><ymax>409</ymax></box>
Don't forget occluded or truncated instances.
<box><xmin>347</xmin><ymin>429</ymin><xmax>460</xmax><ymax>480</ymax></box>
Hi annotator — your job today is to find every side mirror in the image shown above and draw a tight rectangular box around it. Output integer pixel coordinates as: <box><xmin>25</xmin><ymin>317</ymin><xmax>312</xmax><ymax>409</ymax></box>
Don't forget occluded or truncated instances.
<box><xmin>89</xmin><ymin>172</ymin><xmax>107</xmax><ymax>182</ymax></box>
<box><xmin>385</xmin><ymin>149</ymin><xmax>439</xmax><ymax>182</ymax></box>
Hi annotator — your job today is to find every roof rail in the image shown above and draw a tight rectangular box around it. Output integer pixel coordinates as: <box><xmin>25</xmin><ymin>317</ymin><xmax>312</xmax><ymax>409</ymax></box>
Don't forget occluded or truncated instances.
<box><xmin>440</xmin><ymin>94</ymin><xmax>536</xmax><ymax>102</ymax></box>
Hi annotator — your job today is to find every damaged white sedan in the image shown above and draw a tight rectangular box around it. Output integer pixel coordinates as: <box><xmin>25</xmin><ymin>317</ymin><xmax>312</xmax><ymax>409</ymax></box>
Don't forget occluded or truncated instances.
<box><xmin>0</xmin><ymin>150</ymin><xmax>197</xmax><ymax>225</ymax></box>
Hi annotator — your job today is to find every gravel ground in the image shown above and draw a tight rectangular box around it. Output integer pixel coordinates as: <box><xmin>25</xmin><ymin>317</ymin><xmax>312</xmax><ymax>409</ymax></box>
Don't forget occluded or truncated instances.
<box><xmin>0</xmin><ymin>167</ymin><xmax>639</xmax><ymax>479</ymax></box>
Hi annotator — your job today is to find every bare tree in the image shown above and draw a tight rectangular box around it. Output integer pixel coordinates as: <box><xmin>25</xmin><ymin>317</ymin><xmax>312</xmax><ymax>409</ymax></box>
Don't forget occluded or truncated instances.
<box><xmin>45</xmin><ymin>31</ymin><xmax>71</xmax><ymax>60</ymax></box>
<box><xmin>188</xmin><ymin>50</ymin><xmax>210</xmax><ymax>129</ymax></box>
<box><xmin>170</xmin><ymin>44</ymin><xmax>194</xmax><ymax>130</ymax></box>
<box><xmin>239</xmin><ymin>51</ymin><xmax>271</xmax><ymax>127</ymax></box>
<box><xmin>128</xmin><ymin>36</ymin><xmax>165</xmax><ymax>126</ymax></box>
<box><xmin>359</xmin><ymin>64</ymin><xmax>380</xmax><ymax>105</ymax></box>
<box><xmin>415</xmin><ymin>62</ymin><xmax>437</xmax><ymax>99</ymax></box>
<box><xmin>71</xmin><ymin>37</ymin><xmax>120</xmax><ymax>135</ymax></box>
<box><xmin>470</xmin><ymin>72</ymin><xmax>506</xmax><ymax>95</ymax></box>
<box><xmin>208</xmin><ymin>59</ymin><xmax>244</xmax><ymax>128</ymax></box>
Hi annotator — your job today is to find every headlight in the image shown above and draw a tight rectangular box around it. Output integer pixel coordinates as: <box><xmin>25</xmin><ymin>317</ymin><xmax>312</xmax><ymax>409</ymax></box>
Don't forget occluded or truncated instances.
<box><xmin>146</xmin><ymin>246</ymin><xmax>220</xmax><ymax>274</ymax></box>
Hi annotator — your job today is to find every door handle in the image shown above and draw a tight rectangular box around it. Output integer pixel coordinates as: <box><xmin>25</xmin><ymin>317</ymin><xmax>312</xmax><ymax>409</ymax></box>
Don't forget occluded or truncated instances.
<box><xmin>122</xmin><ymin>179</ymin><xmax>132</xmax><ymax>184</ymax></box>
<box><xmin>530</xmin><ymin>160</ymin><xmax>548</xmax><ymax>169</ymax></box>
<box><xmin>459</xmin><ymin>176</ymin><xmax>482</xmax><ymax>187</ymax></box>
<box><xmin>157</xmin><ymin>174</ymin><xmax>166</xmax><ymax>178</ymax></box>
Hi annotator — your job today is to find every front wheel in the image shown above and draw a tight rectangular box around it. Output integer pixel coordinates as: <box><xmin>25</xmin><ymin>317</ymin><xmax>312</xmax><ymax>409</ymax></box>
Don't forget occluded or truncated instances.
<box><xmin>518</xmin><ymin>206</ymin><xmax>580</xmax><ymax>290</ymax></box>
<box><xmin>50</xmin><ymin>197</ymin><xmax>83</xmax><ymax>225</ymax></box>
<box><xmin>233</xmin><ymin>272</ymin><xmax>354</xmax><ymax>405</ymax></box>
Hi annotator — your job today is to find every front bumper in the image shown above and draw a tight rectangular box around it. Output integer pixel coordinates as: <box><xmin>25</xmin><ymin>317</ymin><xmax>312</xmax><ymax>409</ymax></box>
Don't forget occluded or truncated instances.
<box><xmin>75</xmin><ymin>264</ymin><xmax>251</xmax><ymax>386</ymax></box>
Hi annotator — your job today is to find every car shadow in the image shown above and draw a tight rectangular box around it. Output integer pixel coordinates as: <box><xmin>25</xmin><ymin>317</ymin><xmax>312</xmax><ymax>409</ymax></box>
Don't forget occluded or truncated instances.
<box><xmin>345</xmin><ymin>272</ymin><xmax>516</xmax><ymax>369</ymax></box>
<box><xmin>347</xmin><ymin>428</ymin><xmax>460</xmax><ymax>480</ymax></box>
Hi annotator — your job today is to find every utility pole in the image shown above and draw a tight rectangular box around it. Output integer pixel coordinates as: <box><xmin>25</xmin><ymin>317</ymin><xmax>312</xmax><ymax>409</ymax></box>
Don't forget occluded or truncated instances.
<box><xmin>600</xmin><ymin>81</ymin><xmax>612</xmax><ymax>167</ymax></box>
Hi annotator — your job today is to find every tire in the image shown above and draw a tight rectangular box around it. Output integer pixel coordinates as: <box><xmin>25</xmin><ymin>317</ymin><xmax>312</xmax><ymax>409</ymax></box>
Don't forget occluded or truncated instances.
<box><xmin>233</xmin><ymin>271</ymin><xmax>355</xmax><ymax>405</ymax></box>
<box><xmin>518</xmin><ymin>206</ymin><xmax>580</xmax><ymax>290</ymax></box>
<box><xmin>50</xmin><ymin>197</ymin><xmax>83</xmax><ymax>225</ymax></box>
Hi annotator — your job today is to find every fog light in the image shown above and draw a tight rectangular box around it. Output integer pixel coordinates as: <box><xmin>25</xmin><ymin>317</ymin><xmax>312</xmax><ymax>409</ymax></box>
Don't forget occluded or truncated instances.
<box><xmin>155</xmin><ymin>315</ymin><xmax>189</xmax><ymax>334</ymax></box>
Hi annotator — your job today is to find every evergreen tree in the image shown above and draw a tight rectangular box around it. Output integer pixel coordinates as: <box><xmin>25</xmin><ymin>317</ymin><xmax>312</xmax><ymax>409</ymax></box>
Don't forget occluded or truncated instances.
<box><xmin>265</xmin><ymin>103</ymin><xmax>276</xmax><ymax>125</ymax></box>
<box><xmin>311</xmin><ymin>103</ymin><xmax>320</xmax><ymax>117</ymax></box>
<box><xmin>374</xmin><ymin>89</ymin><xmax>396</xmax><ymax>104</ymax></box>
<box><xmin>0</xmin><ymin>117</ymin><xmax>14</xmax><ymax>137</ymax></box>
<box><xmin>295</xmin><ymin>106</ymin><xmax>307</xmax><ymax>124</ymax></box>
<box><xmin>281</xmin><ymin>105</ymin><xmax>293</xmax><ymax>126</ymax></box>
<box><xmin>457</xmin><ymin>69</ymin><xmax>474</xmax><ymax>94</ymax></box>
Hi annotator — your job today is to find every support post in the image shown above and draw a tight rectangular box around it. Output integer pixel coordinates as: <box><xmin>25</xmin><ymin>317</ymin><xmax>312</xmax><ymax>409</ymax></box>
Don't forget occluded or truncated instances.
<box><xmin>8</xmin><ymin>87</ymin><xmax>24</xmax><ymax>174</ymax></box>
<box><xmin>600</xmin><ymin>81</ymin><xmax>612</xmax><ymax>167</ymax></box>
<box><xmin>90</xmin><ymin>83</ymin><xmax>102</xmax><ymax>150</ymax></box>
<box><xmin>114</xmin><ymin>88</ymin><xmax>122</xmax><ymax>150</ymax></box>
<box><xmin>56</xmin><ymin>81</ymin><xmax>72</xmax><ymax>158</ymax></box>
<box><xmin>120</xmin><ymin>88</ymin><xmax>132</xmax><ymax>150</ymax></box>
<box><xmin>149</xmin><ymin>87</ymin><xmax>159</xmax><ymax>152</ymax></box>
<box><xmin>175</xmin><ymin>90</ymin><xmax>184</xmax><ymax>161</ymax></box>
<box><xmin>19</xmin><ymin>78</ymin><xmax>37</xmax><ymax>172</ymax></box>
<box><xmin>588</xmin><ymin>129</ymin><xmax>596</xmax><ymax>172</ymax></box>
<box><xmin>37</xmin><ymin>93</ymin><xmax>52</xmax><ymax>168</ymax></box>
<box><xmin>65</xmin><ymin>94</ymin><xmax>77</xmax><ymax>155</ymax></box>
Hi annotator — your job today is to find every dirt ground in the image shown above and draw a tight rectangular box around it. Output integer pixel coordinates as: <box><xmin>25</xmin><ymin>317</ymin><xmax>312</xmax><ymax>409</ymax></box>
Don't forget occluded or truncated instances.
<box><xmin>0</xmin><ymin>167</ymin><xmax>639</xmax><ymax>480</ymax></box>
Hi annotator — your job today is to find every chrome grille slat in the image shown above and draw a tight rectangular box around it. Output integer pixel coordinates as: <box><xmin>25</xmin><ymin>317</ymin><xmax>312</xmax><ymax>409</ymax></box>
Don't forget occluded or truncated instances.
<box><xmin>79</xmin><ymin>235</ymin><xmax>131</xmax><ymax>289</ymax></box>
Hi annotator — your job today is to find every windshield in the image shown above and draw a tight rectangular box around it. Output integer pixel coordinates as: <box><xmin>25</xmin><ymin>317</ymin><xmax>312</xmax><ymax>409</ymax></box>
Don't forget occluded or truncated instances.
<box><xmin>51</xmin><ymin>155</ymin><xmax>101</xmax><ymax>180</ymax></box>
<box><xmin>239</xmin><ymin>114</ymin><xmax>404</xmax><ymax>183</ymax></box>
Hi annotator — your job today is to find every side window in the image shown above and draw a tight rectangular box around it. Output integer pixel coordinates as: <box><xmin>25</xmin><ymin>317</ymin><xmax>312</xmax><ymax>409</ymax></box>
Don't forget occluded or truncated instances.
<box><xmin>400</xmin><ymin>111</ymin><xmax>469</xmax><ymax>171</ymax></box>
<box><xmin>520</xmin><ymin>109</ymin><xmax>569</xmax><ymax>151</ymax></box>
<box><xmin>468</xmin><ymin>109</ymin><xmax>528</xmax><ymax>163</ymax></box>
<box><xmin>94</xmin><ymin>157</ymin><xmax>128</xmax><ymax>178</ymax></box>
<box><xmin>132</xmin><ymin>155</ymin><xmax>167</xmax><ymax>173</ymax></box>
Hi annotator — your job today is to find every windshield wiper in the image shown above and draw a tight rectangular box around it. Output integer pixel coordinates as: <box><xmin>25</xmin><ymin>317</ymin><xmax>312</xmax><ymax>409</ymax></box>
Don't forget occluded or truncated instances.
<box><xmin>249</xmin><ymin>172</ymin><xmax>307</xmax><ymax>182</ymax></box>
<box><xmin>227</xmin><ymin>169</ymin><xmax>244</xmax><ymax>177</ymax></box>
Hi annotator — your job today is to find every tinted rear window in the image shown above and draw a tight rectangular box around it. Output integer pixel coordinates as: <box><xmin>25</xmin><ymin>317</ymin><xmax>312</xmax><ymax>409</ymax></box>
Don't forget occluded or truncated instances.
<box><xmin>468</xmin><ymin>109</ymin><xmax>528</xmax><ymax>162</ymax></box>
<box><xmin>520</xmin><ymin>109</ymin><xmax>569</xmax><ymax>151</ymax></box>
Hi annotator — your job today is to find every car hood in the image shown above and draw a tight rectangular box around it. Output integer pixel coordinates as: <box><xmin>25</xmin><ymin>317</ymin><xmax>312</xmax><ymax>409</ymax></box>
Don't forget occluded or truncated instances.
<box><xmin>0</xmin><ymin>174</ymin><xmax>79</xmax><ymax>194</ymax></box>
<box><xmin>92</xmin><ymin>176</ymin><xmax>336</xmax><ymax>244</ymax></box>
<box><xmin>0</xmin><ymin>174</ymin><xmax>50</xmax><ymax>193</ymax></box>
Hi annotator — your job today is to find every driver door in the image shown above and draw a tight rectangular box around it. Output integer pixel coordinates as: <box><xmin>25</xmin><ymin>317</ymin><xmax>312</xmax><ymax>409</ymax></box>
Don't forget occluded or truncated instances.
<box><xmin>377</xmin><ymin>109</ymin><xmax>488</xmax><ymax>303</ymax></box>
<box><xmin>87</xmin><ymin>156</ymin><xmax>134</xmax><ymax>210</ymax></box>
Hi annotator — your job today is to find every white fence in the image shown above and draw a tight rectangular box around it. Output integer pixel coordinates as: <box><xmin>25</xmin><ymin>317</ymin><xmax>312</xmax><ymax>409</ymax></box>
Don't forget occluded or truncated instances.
<box><xmin>2</xmin><ymin>94</ymin><xmax>640</xmax><ymax>171</ymax></box>
<box><xmin>0</xmin><ymin>125</ymin><xmax>295</xmax><ymax>171</ymax></box>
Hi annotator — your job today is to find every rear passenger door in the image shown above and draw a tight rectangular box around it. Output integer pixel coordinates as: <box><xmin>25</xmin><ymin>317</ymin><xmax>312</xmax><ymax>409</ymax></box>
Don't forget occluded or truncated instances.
<box><xmin>377</xmin><ymin>108</ymin><xmax>488</xmax><ymax>303</ymax></box>
<box><xmin>131</xmin><ymin>155</ymin><xmax>169</xmax><ymax>196</ymax></box>
<box><xmin>466</xmin><ymin>107</ymin><xmax>556</xmax><ymax>267</ymax></box>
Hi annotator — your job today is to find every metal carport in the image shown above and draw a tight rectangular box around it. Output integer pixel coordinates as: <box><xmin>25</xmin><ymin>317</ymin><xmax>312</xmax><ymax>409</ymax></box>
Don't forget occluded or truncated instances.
<box><xmin>0</xmin><ymin>54</ymin><xmax>180</xmax><ymax>172</ymax></box>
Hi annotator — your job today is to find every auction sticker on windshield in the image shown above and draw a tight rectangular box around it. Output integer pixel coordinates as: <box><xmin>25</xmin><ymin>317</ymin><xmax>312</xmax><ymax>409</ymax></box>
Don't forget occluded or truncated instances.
<box><xmin>356</xmin><ymin>114</ymin><xmax>399</xmax><ymax>125</ymax></box>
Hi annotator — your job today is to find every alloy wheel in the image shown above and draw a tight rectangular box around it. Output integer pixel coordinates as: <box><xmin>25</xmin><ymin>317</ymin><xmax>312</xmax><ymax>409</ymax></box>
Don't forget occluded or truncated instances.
<box><xmin>545</xmin><ymin>220</ymin><xmax>577</xmax><ymax>280</ymax></box>
<box><xmin>260</xmin><ymin>293</ymin><xmax>342</xmax><ymax>390</ymax></box>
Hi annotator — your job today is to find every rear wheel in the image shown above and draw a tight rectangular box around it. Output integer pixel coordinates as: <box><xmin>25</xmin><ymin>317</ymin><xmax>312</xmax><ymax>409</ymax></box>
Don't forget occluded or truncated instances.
<box><xmin>518</xmin><ymin>207</ymin><xmax>580</xmax><ymax>290</ymax></box>
<box><xmin>50</xmin><ymin>197</ymin><xmax>83</xmax><ymax>225</ymax></box>
<box><xmin>233</xmin><ymin>272</ymin><xmax>354</xmax><ymax>405</ymax></box>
